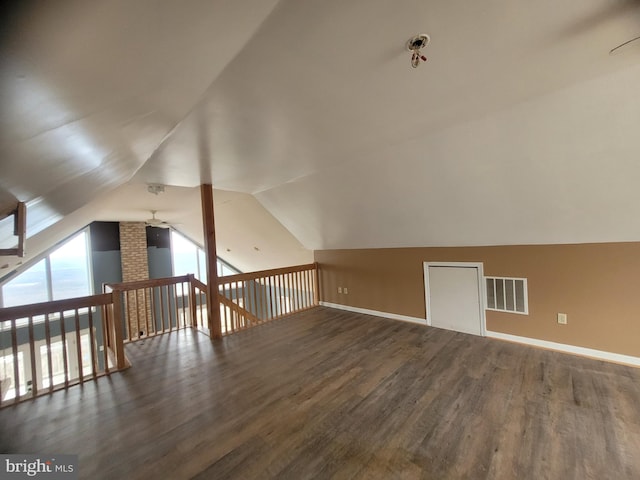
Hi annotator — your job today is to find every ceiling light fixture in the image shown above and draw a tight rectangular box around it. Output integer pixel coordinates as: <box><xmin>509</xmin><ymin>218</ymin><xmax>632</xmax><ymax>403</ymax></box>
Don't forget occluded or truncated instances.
<box><xmin>407</xmin><ymin>34</ymin><xmax>430</xmax><ymax>68</ymax></box>
<box><xmin>147</xmin><ymin>184</ymin><xmax>165</xmax><ymax>195</ymax></box>
<box><xmin>609</xmin><ymin>35</ymin><xmax>640</xmax><ymax>55</ymax></box>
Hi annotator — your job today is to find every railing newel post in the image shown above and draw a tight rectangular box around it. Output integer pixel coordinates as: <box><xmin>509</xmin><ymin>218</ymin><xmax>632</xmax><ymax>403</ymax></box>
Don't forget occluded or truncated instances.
<box><xmin>110</xmin><ymin>287</ymin><xmax>127</xmax><ymax>370</ymax></box>
<box><xmin>188</xmin><ymin>274</ymin><xmax>197</xmax><ymax>328</ymax></box>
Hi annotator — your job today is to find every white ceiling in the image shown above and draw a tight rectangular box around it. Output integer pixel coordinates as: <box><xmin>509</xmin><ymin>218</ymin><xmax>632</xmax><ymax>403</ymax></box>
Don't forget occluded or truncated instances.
<box><xmin>2</xmin><ymin>1</ymin><xmax>640</xmax><ymax>267</ymax></box>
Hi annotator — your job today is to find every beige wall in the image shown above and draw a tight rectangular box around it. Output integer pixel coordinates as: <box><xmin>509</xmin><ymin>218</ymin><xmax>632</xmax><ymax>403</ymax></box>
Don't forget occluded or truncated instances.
<box><xmin>315</xmin><ymin>243</ymin><xmax>640</xmax><ymax>357</ymax></box>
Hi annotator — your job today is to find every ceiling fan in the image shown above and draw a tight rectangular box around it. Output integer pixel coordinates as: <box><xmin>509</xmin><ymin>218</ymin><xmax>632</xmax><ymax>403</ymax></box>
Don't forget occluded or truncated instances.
<box><xmin>145</xmin><ymin>210</ymin><xmax>172</xmax><ymax>229</ymax></box>
<box><xmin>560</xmin><ymin>0</ymin><xmax>640</xmax><ymax>54</ymax></box>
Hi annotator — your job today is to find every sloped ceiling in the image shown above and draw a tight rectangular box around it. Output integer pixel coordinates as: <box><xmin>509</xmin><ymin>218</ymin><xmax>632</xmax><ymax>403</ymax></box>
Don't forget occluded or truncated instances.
<box><xmin>2</xmin><ymin>1</ymin><xmax>640</xmax><ymax>267</ymax></box>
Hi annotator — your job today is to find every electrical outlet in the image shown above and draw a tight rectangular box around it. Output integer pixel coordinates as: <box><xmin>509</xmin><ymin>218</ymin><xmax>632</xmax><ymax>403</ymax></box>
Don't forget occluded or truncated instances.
<box><xmin>557</xmin><ymin>313</ymin><xmax>568</xmax><ymax>325</ymax></box>
<box><xmin>343</xmin><ymin>287</ymin><xmax>348</xmax><ymax>294</ymax></box>
<box><xmin>338</xmin><ymin>287</ymin><xmax>342</xmax><ymax>294</ymax></box>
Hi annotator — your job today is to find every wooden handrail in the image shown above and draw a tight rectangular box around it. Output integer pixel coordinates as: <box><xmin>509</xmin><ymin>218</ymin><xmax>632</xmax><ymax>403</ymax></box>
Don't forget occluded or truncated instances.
<box><xmin>219</xmin><ymin>295</ymin><xmax>261</xmax><ymax>325</ymax></box>
<box><xmin>104</xmin><ymin>275</ymin><xmax>191</xmax><ymax>291</ymax></box>
<box><xmin>0</xmin><ymin>293</ymin><xmax>113</xmax><ymax>322</ymax></box>
<box><xmin>192</xmin><ymin>277</ymin><xmax>207</xmax><ymax>291</ymax></box>
<box><xmin>218</xmin><ymin>263</ymin><xmax>317</xmax><ymax>284</ymax></box>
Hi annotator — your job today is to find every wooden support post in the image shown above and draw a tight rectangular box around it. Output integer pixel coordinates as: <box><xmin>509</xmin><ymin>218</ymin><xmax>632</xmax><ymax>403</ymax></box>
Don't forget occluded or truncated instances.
<box><xmin>201</xmin><ymin>184</ymin><xmax>222</xmax><ymax>339</ymax></box>
<box><xmin>0</xmin><ymin>202</ymin><xmax>26</xmax><ymax>257</ymax></box>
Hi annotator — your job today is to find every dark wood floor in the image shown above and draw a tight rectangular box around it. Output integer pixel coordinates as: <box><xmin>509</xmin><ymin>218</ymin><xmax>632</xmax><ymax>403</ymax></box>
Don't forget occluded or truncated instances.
<box><xmin>1</xmin><ymin>307</ymin><xmax>640</xmax><ymax>479</ymax></box>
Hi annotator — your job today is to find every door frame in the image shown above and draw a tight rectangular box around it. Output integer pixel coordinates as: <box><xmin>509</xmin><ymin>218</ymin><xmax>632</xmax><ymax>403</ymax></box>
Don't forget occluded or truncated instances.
<box><xmin>423</xmin><ymin>262</ymin><xmax>487</xmax><ymax>336</ymax></box>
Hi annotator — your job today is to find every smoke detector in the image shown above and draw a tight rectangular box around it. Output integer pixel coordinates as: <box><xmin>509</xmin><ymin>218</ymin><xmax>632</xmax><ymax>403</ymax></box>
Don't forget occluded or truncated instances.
<box><xmin>147</xmin><ymin>184</ymin><xmax>165</xmax><ymax>195</ymax></box>
<box><xmin>406</xmin><ymin>34</ymin><xmax>430</xmax><ymax>51</ymax></box>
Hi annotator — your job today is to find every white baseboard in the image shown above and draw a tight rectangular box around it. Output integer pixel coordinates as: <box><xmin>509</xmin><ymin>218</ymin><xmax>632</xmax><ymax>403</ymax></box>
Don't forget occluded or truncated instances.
<box><xmin>319</xmin><ymin>302</ymin><xmax>640</xmax><ymax>367</ymax></box>
<box><xmin>486</xmin><ymin>331</ymin><xmax>640</xmax><ymax>367</ymax></box>
<box><xmin>319</xmin><ymin>301</ymin><xmax>427</xmax><ymax>326</ymax></box>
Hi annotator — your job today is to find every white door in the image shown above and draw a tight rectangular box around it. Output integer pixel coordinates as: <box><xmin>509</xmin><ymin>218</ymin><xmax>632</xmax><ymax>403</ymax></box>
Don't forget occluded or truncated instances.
<box><xmin>424</xmin><ymin>263</ymin><xmax>485</xmax><ymax>336</ymax></box>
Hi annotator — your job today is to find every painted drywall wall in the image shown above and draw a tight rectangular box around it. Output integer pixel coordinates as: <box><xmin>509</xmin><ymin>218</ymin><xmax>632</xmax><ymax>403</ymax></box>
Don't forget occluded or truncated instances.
<box><xmin>146</xmin><ymin>227</ymin><xmax>172</xmax><ymax>279</ymax></box>
<box><xmin>90</xmin><ymin>222</ymin><xmax>122</xmax><ymax>292</ymax></box>
<box><xmin>315</xmin><ymin>243</ymin><xmax>640</xmax><ymax>357</ymax></box>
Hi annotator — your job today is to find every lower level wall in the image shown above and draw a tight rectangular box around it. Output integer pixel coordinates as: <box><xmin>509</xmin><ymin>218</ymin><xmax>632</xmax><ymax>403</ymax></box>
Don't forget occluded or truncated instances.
<box><xmin>314</xmin><ymin>243</ymin><xmax>640</xmax><ymax>358</ymax></box>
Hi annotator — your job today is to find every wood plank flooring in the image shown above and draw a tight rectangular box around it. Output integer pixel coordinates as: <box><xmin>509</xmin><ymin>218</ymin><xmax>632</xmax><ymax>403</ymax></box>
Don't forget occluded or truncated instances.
<box><xmin>1</xmin><ymin>306</ymin><xmax>640</xmax><ymax>479</ymax></box>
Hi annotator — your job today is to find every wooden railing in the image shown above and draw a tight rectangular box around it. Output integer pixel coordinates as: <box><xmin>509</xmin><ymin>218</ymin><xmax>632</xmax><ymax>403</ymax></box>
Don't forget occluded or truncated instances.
<box><xmin>217</xmin><ymin>263</ymin><xmax>318</xmax><ymax>334</ymax></box>
<box><xmin>103</xmin><ymin>274</ymin><xmax>203</xmax><ymax>343</ymax></box>
<box><xmin>0</xmin><ymin>293</ymin><xmax>126</xmax><ymax>408</ymax></box>
<box><xmin>191</xmin><ymin>277</ymin><xmax>210</xmax><ymax>335</ymax></box>
<box><xmin>0</xmin><ymin>263</ymin><xmax>318</xmax><ymax>407</ymax></box>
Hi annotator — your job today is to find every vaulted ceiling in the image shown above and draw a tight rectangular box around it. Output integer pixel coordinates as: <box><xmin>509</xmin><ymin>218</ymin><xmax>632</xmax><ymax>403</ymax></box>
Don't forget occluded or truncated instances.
<box><xmin>2</xmin><ymin>1</ymin><xmax>640</xmax><ymax>273</ymax></box>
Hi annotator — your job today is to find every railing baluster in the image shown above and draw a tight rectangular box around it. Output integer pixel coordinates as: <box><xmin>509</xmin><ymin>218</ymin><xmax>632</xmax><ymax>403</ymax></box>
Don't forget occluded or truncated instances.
<box><xmin>151</xmin><ymin>286</ymin><xmax>157</xmax><ymax>334</ymax></box>
<box><xmin>149</xmin><ymin>287</ymin><xmax>155</xmax><ymax>335</ymax></box>
<box><xmin>270</xmin><ymin>275</ymin><xmax>276</xmax><ymax>319</ymax></box>
<box><xmin>10</xmin><ymin>318</ymin><xmax>19</xmax><ymax>403</ymax></box>
<box><xmin>258</xmin><ymin>279</ymin><xmax>264</xmax><ymax>323</ymax></box>
<box><xmin>144</xmin><ymin>287</ymin><xmax>151</xmax><ymax>336</ymax></box>
<box><xmin>124</xmin><ymin>292</ymin><xmax>133</xmax><ymax>341</ymax></box>
<box><xmin>88</xmin><ymin>307</ymin><xmax>98</xmax><ymax>380</ymax></box>
<box><xmin>180</xmin><ymin>281</ymin><xmax>186</xmax><ymax>328</ymax></box>
<box><xmin>133</xmin><ymin>290</ymin><xmax>141</xmax><ymax>339</ymax></box>
<box><xmin>201</xmin><ymin>290</ymin><xmax>206</xmax><ymax>331</ymax></box>
<box><xmin>188</xmin><ymin>276</ymin><xmax>196</xmax><ymax>328</ymax></box>
<box><xmin>166</xmin><ymin>285</ymin><xmax>172</xmax><ymax>332</ymax></box>
<box><xmin>101</xmin><ymin>305</ymin><xmax>110</xmax><ymax>375</ymax></box>
<box><xmin>282</xmin><ymin>273</ymin><xmax>292</xmax><ymax>313</ymax></box>
<box><xmin>198</xmin><ymin>289</ymin><xmax>206</xmax><ymax>328</ymax></box>
<box><xmin>244</xmin><ymin>281</ymin><xmax>250</xmax><ymax>328</ymax></box>
<box><xmin>59</xmin><ymin>311</ymin><xmax>69</xmax><ymax>389</ymax></box>
<box><xmin>160</xmin><ymin>285</ymin><xmax>166</xmax><ymax>333</ymax></box>
<box><xmin>288</xmin><ymin>273</ymin><xmax>293</xmax><ymax>312</ymax></box>
<box><xmin>277</xmin><ymin>274</ymin><xmax>283</xmax><ymax>315</ymax></box>
<box><xmin>223</xmin><ymin>284</ymin><xmax>229</xmax><ymax>333</ymax></box>
<box><xmin>292</xmin><ymin>271</ymin><xmax>297</xmax><ymax>311</ymax></box>
<box><xmin>251</xmin><ymin>279</ymin><xmax>258</xmax><ymax>326</ymax></box>
<box><xmin>74</xmin><ymin>309</ymin><xmax>83</xmax><ymax>384</ymax></box>
<box><xmin>227</xmin><ymin>282</ymin><xmax>238</xmax><ymax>333</ymax></box>
<box><xmin>44</xmin><ymin>313</ymin><xmax>53</xmax><ymax>392</ymax></box>
<box><xmin>313</xmin><ymin>265</ymin><xmax>319</xmax><ymax>305</ymax></box>
<box><xmin>305</xmin><ymin>270</ymin><xmax>310</xmax><ymax>308</ymax></box>
<box><xmin>172</xmin><ymin>283</ymin><xmax>179</xmax><ymax>331</ymax></box>
<box><xmin>27</xmin><ymin>315</ymin><xmax>37</xmax><ymax>398</ymax></box>
<box><xmin>274</xmin><ymin>275</ymin><xmax>279</xmax><ymax>317</ymax></box>
<box><xmin>233</xmin><ymin>281</ymin><xmax>239</xmax><ymax>331</ymax></box>
<box><xmin>295</xmin><ymin>271</ymin><xmax>299</xmax><ymax>310</ymax></box>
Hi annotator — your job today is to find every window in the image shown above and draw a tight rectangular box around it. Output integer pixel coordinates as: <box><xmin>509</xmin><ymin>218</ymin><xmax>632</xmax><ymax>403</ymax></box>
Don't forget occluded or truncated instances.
<box><xmin>170</xmin><ymin>230</ymin><xmax>239</xmax><ymax>282</ymax></box>
<box><xmin>0</xmin><ymin>230</ymin><xmax>92</xmax><ymax>309</ymax></box>
<box><xmin>0</xmin><ymin>351</ymin><xmax>26</xmax><ymax>400</ymax></box>
<box><xmin>486</xmin><ymin>276</ymin><xmax>528</xmax><ymax>315</ymax></box>
<box><xmin>0</xmin><ymin>330</ymin><xmax>94</xmax><ymax>400</ymax></box>
<box><xmin>171</xmin><ymin>230</ymin><xmax>200</xmax><ymax>279</ymax></box>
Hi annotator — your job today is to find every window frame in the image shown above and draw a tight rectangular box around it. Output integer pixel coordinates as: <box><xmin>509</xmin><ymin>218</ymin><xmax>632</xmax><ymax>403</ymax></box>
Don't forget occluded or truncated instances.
<box><xmin>0</xmin><ymin>228</ymin><xmax>94</xmax><ymax>310</ymax></box>
<box><xmin>169</xmin><ymin>229</ymin><xmax>240</xmax><ymax>281</ymax></box>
